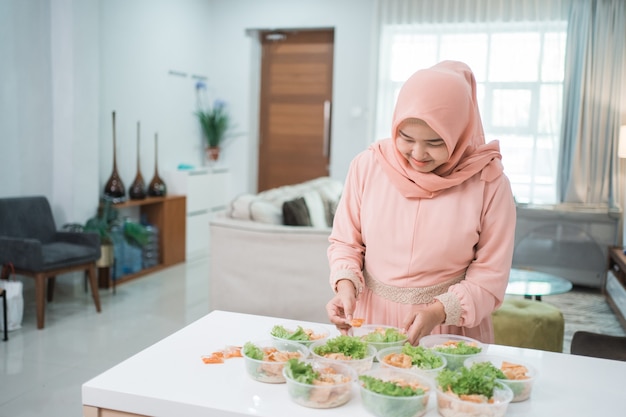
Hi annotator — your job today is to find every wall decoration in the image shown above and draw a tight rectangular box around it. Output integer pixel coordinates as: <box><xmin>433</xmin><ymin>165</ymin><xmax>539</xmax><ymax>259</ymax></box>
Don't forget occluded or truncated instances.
<box><xmin>129</xmin><ymin>121</ymin><xmax>146</xmax><ymax>200</ymax></box>
<box><xmin>103</xmin><ymin>111</ymin><xmax>126</xmax><ymax>203</ymax></box>
<box><xmin>147</xmin><ymin>133</ymin><xmax>167</xmax><ymax>197</ymax></box>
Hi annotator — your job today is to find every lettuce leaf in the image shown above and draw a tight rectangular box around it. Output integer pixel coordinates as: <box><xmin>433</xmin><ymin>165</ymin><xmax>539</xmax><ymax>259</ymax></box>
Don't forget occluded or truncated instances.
<box><xmin>283</xmin><ymin>358</ymin><xmax>319</xmax><ymax>384</ymax></box>
<box><xmin>433</xmin><ymin>341</ymin><xmax>482</xmax><ymax>355</ymax></box>
<box><xmin>242</xmin><ymin>341</ymin><xmax>264</xmax><ymax>360</ymax></box>
<box><xmin>313</xmin><ymin>335</ymin><xmax>368</xmax><ymax>359</ymax></box>
<box><xmin>436</xmin><ymin>362</ymin><xmax>505</xmax><ymax>398</ymax></box>
<box><xmin>359</xmin><ymin>375</ymin><xmax>425</xmax><ymax>397</ymax></box>
<box><xmin>361</xmin><ymin>327</ymin><xmax>407</xmax><ymax>343</ymax></box>
<box><xmin>270</xmin><ymin>325</ymin><xmax>310</xmax><ymax>341</ymax></box>
<box><xmin>400</xmin><ymin>342</ymin><xmax>445</xmax><ymax>369</ymax></box>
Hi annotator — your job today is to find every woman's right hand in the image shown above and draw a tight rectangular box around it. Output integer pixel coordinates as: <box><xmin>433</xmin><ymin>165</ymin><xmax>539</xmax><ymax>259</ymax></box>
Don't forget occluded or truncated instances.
<box><xmin>325</xmin><ymin>280</ymin><xmax>357</xmax><ymax>334</ymax></box>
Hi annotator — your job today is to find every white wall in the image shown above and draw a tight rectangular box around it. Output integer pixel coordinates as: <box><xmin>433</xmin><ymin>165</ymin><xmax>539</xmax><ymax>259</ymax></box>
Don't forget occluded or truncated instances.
<box><xmin>99</xmin><ymin>0</ymin><xmax>214</xmax><ymax>199</ymax></box>
<box><xmin>0</xmin><ymin>0</ymin><xmax>377</xmax><ymax>226</ymax></box>
<box><xmin>0</xmin><ymin>0</ymin><xmax>100</xmax><ymax>225</ymax></box>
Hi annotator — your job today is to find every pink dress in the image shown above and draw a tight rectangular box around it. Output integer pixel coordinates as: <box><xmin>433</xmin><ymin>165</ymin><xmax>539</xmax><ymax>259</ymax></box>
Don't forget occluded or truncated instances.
<box><xmin>328</xmin><ymin>61</ymin><xmax>516</xmax><ymax>343</ymax></box>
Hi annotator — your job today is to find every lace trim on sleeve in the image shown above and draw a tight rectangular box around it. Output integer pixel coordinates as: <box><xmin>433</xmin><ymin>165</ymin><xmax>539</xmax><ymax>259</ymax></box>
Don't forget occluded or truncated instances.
<box><xmin>435</xmin><ymin>292</ymin><xmax>462</xmax><ymax>326</ymax></box>
<box><xmin>330</xmin><ymin>269</ymin><xmax>363</xmax><ymax>295</ymax></box>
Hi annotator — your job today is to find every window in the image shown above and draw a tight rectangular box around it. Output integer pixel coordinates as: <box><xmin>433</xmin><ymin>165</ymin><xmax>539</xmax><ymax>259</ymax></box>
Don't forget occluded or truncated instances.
<box><xmin>376</xmin><ymin>21</ymin><xmax>567</xmax><ymax>204</ymax></box>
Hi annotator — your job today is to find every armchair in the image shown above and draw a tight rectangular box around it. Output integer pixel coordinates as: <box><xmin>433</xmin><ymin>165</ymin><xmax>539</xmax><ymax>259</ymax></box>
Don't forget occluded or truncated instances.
<box><xmin>0</xmin><ymin>196</ymin><xmax>102</xmax><ymax>329</ymax></box>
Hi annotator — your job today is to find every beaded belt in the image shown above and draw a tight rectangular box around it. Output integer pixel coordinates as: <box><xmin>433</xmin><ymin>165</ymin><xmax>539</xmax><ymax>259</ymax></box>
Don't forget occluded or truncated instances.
<box><xmin>363</xmin><ymin>270</ymin><xmax>465</xmax><ymax>305</ymax></box>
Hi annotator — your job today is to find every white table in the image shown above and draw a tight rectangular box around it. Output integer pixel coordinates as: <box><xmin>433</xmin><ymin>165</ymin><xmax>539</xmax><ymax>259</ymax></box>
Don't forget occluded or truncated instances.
<box><xmin>82</xmin><ymin>310</ymin><xmax>625</xmax><ymax>417</ymax></box>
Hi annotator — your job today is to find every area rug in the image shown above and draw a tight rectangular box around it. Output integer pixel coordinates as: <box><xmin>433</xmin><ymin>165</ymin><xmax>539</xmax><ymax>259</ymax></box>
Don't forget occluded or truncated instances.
<box><xmin>527</xmin><ymin>286</ymin><xmax>625</xmax><ymax>354</ymax></box>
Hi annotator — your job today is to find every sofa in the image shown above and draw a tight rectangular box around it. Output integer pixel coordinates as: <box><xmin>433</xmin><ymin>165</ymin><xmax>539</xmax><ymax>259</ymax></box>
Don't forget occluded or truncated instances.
<box><xmin>209</xmin><ymin>177</ymin><xmax>343</xmax><ymax>323</ymax></box>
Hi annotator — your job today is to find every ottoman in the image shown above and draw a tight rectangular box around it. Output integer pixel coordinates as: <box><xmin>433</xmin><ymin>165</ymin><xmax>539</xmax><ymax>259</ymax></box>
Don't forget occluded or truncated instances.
<box><xmin>491</xmin><ymin>298</ymin><xmax>564</xmax><ymax>352</ymax></box>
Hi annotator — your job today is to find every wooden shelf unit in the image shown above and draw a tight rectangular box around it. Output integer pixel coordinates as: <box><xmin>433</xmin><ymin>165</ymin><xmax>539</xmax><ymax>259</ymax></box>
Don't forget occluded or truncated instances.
<box><xmin>100</xmin><ymin>195</ymin><xmax>186</xmax><ymax>287</ymax></box>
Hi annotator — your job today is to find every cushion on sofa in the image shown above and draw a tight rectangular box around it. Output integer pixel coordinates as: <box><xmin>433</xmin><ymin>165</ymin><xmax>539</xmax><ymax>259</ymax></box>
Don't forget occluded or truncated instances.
<box><xmin>229</xmin><ymin>177</ymin><xmax>342</xmax><ymax>227</ymax></box>
<box><xmin>283</xmin><ymin>197</ymin><xmax>311</xmax><ymax>226</ymax></box>
<box><xmin>282</xmin><ymin>190</ymin><xmax>328</xmax><ymax>227</ymax></box>
<box><xmin>230</xmin><ymin>194</ymin><xmax>283</xmax><ymax>224</ymax></box>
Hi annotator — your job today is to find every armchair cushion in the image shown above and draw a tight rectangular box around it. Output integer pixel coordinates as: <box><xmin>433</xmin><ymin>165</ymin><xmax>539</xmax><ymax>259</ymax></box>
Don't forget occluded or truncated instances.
<box><xmin>0</xmin><ymin>196</ymin><xmax>101</xmax><ymax>271</ymax></box>
<box><xmin>0</xmin><ymin>196</ymin><xmax>57</xmax><ymax>242</ymax></box>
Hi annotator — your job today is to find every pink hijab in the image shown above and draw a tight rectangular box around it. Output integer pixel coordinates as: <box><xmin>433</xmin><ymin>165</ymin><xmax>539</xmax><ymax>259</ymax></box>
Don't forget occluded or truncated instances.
<box><xmin>372</xmin><ymin>61</ymin><xmax>504</xmax><ymax>198</ymax></box>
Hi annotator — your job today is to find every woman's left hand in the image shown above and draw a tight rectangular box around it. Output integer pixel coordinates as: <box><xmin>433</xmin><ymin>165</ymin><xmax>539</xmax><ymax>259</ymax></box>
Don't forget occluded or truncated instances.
<box><xmin>401</xmin><ymin>300</ymin><xmax>446</xmax><ymax>345</ymax></box>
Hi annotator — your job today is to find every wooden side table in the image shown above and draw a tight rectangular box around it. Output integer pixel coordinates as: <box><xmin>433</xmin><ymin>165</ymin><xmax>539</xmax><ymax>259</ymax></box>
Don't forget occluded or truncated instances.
<box><xmin>605</xmin><ymin>247</ymin><xmax>626</xmax><ymax>331</ymax></box>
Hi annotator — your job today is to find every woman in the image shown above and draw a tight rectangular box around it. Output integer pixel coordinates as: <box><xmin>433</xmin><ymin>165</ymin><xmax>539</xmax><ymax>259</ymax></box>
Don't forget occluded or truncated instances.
<box><xmin>325</xmin><ymin>61</ymin><xmax>516</xmax><ymax>345</ymax></box>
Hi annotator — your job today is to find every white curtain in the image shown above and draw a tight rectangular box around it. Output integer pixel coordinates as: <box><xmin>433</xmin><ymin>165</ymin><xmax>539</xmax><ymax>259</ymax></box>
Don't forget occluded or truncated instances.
<box><xmin>377</xmin><ymin>0</ymin><xmax>569</xmax><ymax>23</ymax></box>
<box><xmin>558</xmin><ymin>0</ymin><xmax>626</xmax><ymax>207</ymax></box>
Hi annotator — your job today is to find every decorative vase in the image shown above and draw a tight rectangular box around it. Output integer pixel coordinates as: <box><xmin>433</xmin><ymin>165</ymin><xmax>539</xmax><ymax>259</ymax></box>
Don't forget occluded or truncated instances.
<box><xmin>147</xmin><ymin>133</ymin><xmax>167</xmax><ymax>197</ymax></box>
<box><xmin>129</xmin><ymin>121</ymin><xmax>146</xmax><ymax>200</ymax></box>
<box><xmin>206</xmin><ymin>146</ymin><xmax>220</xmax><ymax>161</ymax></box>
<box><xmin>103</xmin><ymin>111</ymin><xmax>126</xmax><ymax>203</ymax></box>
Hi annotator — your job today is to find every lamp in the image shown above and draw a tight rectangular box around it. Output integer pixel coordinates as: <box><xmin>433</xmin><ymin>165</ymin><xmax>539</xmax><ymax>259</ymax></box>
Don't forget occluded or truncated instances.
<box><xmin>619</xmin><ymin>125</ymin><xmax>626</xmax><ymax>158</ymax></box>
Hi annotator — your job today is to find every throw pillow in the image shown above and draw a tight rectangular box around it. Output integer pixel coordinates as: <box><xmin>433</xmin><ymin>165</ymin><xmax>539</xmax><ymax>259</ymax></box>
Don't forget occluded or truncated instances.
<box><xmin>302</xmin><ymin>190</ymin><xmax>328</xmax><ymax>228</ymax></box>
<box><xmin>230</xmin><ymin>194</ymin><xmax>283</xmax><ymax>224</ymax></box>
<box><xmin>282</xmin><ymin>197</ymin><xmax>311</xmax><ymax>226</ymax></box>
<box><xmin>250</xmin><ymin>200</ymin><xmax>282</xmax><ymax>224</ymax></box>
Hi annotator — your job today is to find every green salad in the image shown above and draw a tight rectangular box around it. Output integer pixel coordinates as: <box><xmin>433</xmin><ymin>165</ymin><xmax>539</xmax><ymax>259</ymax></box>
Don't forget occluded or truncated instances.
<box><xmin>361</xmin><ymin>327</ymin><xmax>408</xmax><ymax>343</ymax></box>
<box><xmin>271</xmin><ymin>325</ymin><xmax>314</xmax><ymax>341</ymax></box>
<box><xmin>313</xmin><ymin>335</ymin><xmax>369</xmax><ymax>359</ymax></box>
<box><xmin>400</xmin><ymin>343</ymin><xmax>445</xmax><ymax>369</ymax></box>
<box><xmin>437</xmin><ymin>362</ymin><xmax>505</xmax><ymax>399</ymax></box>
<box><xmin>283</xmin><ymin>358</ymin><xmax>319</xmax><ymax>384</ymax></box>
<box><xmin>433</xmin><ymin>341</ymin><xmax>482</xmax><ymax>355</ymax></box>
<box><xmin>359</xmin><ymin>373</ymin><xmax>430</xmax><ymax>417</ymax></box>
<box><xmin>242</xmin><ymin>341</ymin><xmax>264</xmax><ymax>360</ymax></box>
<box><xmin>359</xmin><ymin>375</ymin><xmax>426</xmax><ymax>397</ymax></box>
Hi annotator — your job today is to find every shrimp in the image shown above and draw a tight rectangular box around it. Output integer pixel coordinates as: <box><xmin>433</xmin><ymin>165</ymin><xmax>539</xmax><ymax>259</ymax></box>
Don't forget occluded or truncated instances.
<box><xmin>382</xmin><ymin>352</ymin><xmax>413</xmax><ymax>369</ymax></box>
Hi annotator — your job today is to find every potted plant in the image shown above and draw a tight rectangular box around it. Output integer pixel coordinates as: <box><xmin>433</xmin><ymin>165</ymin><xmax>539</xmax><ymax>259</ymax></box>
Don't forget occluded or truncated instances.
<box><xmin>195</xmin><ymin>99</ymin><xmax>231</xmax><ymax>161</ymax></box>
<box><xmin>82</xmin><ymin>199</ymin><xmax>150</xmax><ymax>268</ymax></box>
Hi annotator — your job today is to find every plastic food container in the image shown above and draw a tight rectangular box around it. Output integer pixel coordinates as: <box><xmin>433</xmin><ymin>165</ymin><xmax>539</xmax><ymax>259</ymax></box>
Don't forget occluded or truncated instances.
<box><xmin>269</xmin><ymin>323</ymin><xmax>331</xmax><ymax>347</ymax></box>
<box><xmin>241</xmin><ymin>339</ymin><xmax>309</xmax><ymax>383</ymax></box>
<box><xmin>435</xmin><ymin>382</ymin><xmax>513</xmax><ymax>417</ymax></box>
<box><xmin>283</xmin><ymin>359</ymin><xmax>357</xmax><ymax>408</ymax></box>
<box><xmin>310</xmin><ymin>336</ymin><xmax>377</xmax><ymax>374</ymax></box>
<box><xmin>359</xmin><ymin>367</ymin><xmax>432</xmax><ymax>417</ymax></box>
<box><xmin>350</xmin><ymin>324</ymin><xmax>409</xmax><ymax>352</ymax></box>
<box><xmin>419</xmin><ymin>334</ymin><xmax>485</xmax><ymax>370</ymax></box>
<box><xmin>464</xmin><ymin>354</ymin><xmax>538</xmax><ymax>402</ymax></box>
<box><xmin>376</xmin><ymin>344</ymin><xmax>447</xmax><ymax>378</ymax></box>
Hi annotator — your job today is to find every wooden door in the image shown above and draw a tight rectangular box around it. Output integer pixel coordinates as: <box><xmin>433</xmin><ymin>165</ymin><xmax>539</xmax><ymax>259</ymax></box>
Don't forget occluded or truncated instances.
<box><xmin>258</xmin><ymin>29</ymin><xmax>334</xmax><ymax>191</ymax></box>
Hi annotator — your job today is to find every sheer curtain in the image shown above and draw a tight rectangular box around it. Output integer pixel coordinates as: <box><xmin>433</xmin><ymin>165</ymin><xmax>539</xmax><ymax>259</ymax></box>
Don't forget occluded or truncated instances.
<box><xmin>558</xmin><ymin>0</ymin><xmax>626</xmax><ymax>208</ymax></box>
<box><xmin>375</xmin><ymin>0</ymin><xmax>625</xmax><ymax>207</ymax></box>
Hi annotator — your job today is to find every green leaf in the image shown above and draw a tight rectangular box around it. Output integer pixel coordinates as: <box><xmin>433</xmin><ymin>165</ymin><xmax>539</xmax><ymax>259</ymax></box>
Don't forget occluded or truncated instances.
<box><xmin>400</xmin><ymin>342</ymin><xmax>445</xmax><ymax>369</ymax></box>
<box><xmin>433</xmin><ymin>341</ymin><xmax>482</xmax><ymax>355</ymax></box>
<box><xmin>243</xmin><ymin>342</ymin><xmax>264</xmax><ymax>360</ymax></box>
<box><xmin>359</xmin><ymin>375</ymin><xmax>425</xmax><ymax>397</ymax></box>
<box><xmin>313</xmin><ymin>335</ymin><xmax>368</xmax><ymax>359</ymax></box>
<box><xmin>271</xmin><ymin>325</ymin><xmax>311</xmax><ymax>341</ymax></box>
<box><xmin>436</xmin><ymin>362</ymin><xmax>505</xmax><ymax>399</ymax></box>
<box><xmin>283</xmin><ymin>358</ymin><xmax>319</xmax><ymax>384</ymax></box>
<box><xmin>361</xmin><ymin>327</ymin><xmax>407</xmax><ymax>343</ymax></box>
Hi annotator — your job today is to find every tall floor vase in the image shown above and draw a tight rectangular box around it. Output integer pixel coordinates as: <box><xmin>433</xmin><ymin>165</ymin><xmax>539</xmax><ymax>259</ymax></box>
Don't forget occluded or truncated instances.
<box><xmin>129</xmin><ymin>121</ymin><xmax>146</xmax><ymax>200</ymax></box>
<box><xmin>147</xmin><ymin>133</ymin><xmax>167</xmax><ymax>197</ymax></box>
<box><xmin>103</xmin><ymin>111</ymin><xmax>126</xmax><ymax>202</ymax></box>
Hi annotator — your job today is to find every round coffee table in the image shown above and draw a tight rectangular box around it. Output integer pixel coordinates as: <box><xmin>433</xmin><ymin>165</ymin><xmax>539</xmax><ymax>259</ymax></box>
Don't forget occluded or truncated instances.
<box><xmin>506</xmin><ymin>268</ymin><xmax>573</xmax><ymax>301</ymax></box>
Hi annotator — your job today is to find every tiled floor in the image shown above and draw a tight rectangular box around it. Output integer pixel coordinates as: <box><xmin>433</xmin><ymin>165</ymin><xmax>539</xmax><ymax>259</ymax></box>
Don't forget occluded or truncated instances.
<box><xmin>0</xmin><ymin>256</ymin><xmax>210</xmax><ymax>417</ymax></box>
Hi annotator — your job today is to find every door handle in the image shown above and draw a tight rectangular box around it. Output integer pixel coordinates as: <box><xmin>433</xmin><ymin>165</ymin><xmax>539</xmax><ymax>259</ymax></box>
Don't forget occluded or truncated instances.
<box><xmin>323</xmin><ymin>100</ymin><xmax>331</xmax><ymax>157</ymax></box>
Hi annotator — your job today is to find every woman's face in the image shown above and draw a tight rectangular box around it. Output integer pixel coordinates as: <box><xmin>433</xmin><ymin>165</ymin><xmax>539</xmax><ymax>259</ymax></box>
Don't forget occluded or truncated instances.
<box><xmin>395</xmin><ymin>120</ymin><xmax>450</xmax><ymax>173</ymax></box>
